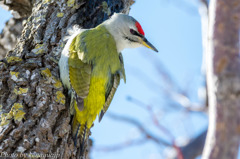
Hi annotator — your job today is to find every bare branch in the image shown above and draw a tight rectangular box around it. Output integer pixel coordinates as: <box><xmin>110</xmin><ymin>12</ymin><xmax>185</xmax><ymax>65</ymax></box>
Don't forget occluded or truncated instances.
<box><xmin>0</xmin><ymin>0</ymin><xmax>32</xmax><ymax>18</ymax></box>
<box><xmin>94</xmin><ymin>138</ymin><xmax>147</xmax><ymax>152</ymax></box>
<box><xmin>107</xmin><ymin>104</ymin><xmax>185</xmax><ymax>159</ymax></box>
<box><xmin>0</xmin><ymin>18</ymin><xmax>25</xmax><ymax>59</ymax></box>
<box><xmin>139</xmin><ymin>55</ymin><xmax>206</xmax><ymax>112</ymax></box>
<box><xmin>127</xmin><ymin>97</ymin><xmax>185</xmax><ymax>159</ymax></box>
<box><xmin>199</xmin><ymin>0</ymin><xmax>208</xmax><ymax>9</ymax></box>
<box><xmin>107</xmin><ymin>112</ymin><xmax>171</xmax><ymax>146</ymax></box>
<box><xmin>180</xmin><ymin>129</ymin><xmax>207</xmax><ymax>159</ymax></box>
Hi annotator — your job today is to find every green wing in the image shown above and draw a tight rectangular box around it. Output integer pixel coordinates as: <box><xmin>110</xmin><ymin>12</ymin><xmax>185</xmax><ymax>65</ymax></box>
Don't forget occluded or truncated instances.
<box><xmin>99</xmin><ymin>73</ymin><xmax>120</xmax><ymax>122</ymax></box>
<box><xmin>68</xmin><ymin>36</ymin><xmax>91</xmax><ymax>112</ymax></box>
<box><xmin>98</xmin><ymin>53</ymin><xmax>126</xmax><ymax>122</ymax></box>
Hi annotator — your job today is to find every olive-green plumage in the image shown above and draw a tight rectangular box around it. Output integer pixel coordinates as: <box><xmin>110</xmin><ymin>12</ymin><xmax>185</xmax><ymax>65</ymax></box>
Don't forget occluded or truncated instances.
<box><xmin>68</xmin><ymin>24</ymin><xmax>126</xmax><ymax>151</ymax></box>
<box><xmin>59</xmin><ymin>13</ymin><xmax>158</xmax><ymax>158</ymax></box>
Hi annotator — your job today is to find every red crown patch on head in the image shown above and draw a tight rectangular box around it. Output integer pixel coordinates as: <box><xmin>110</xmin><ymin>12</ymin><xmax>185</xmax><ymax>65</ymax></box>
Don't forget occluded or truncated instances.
<box><xmin>135</xmin><ymin>22</ymin><xmax>145</xmax><ymax>36</ymax></box>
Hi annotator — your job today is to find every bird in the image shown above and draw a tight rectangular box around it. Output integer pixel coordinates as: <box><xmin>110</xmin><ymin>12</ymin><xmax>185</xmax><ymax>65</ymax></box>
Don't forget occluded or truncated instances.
<box><xmin>58</xmin><ymin>12</ymin><xmax>158</xmax><ymax>157</ymax></box>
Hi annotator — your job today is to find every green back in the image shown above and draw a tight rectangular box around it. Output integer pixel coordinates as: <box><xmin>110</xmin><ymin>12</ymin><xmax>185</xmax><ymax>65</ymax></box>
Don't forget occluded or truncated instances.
<box><xmin>74</xmin><ymin>25</ymin><xmax>122</xmax><ymax>79</ymax></box>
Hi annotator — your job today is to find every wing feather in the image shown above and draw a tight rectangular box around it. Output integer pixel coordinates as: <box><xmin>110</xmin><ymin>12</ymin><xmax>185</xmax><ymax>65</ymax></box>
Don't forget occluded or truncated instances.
<box><xmin>98</xmin><ymin>52</ymin><xmax>126</xmax><ymax>122</ymax></box>
<box><xmin>68</xmin><ymin>36</ymin><xmax>91</xmax><ymax>111</ymax></box>
<box><xmin>99</xmin><ymin>74</ymin><xmax>120</xmax><ymax>122</ymax></box>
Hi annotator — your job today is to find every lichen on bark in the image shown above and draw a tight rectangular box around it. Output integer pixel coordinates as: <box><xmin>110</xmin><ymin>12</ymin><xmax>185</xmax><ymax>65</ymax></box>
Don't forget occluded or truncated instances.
<box><xmin>0</xmin><ymin>0</ymin><xmax>132</xmax><ymax>158</ymax></box>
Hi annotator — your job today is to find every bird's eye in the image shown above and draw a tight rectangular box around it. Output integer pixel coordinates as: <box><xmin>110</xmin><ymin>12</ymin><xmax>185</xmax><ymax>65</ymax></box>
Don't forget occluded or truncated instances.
<box><xmin>130</xmin><ymin>29</ymin><xmax>137</xmax><ymax>35</ymax></box>
<box><xmin>130</xmin><ymin>29</ymin><xmax>143</xmax><ymax>38</ymax></box>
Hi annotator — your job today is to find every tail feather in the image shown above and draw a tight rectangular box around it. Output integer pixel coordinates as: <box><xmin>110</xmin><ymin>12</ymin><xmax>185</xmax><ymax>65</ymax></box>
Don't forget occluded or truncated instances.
<box><xmin>71</xmin><ymin>92</ymin><xmax>90</xmax><ymax>158</ymax></box>
<box><xmin>79</xmin><ymin>124</ymin><xmax>88</xmax><ymax>157</ymax></box>
<box><xmin>72</xmin><ymin>114</ymin><xmax>89</xmax><ymax>158</ymax></box>
<box><xmin>72</xmin><ymin>114</ymin><xmax>80</xmax><ymax>146</ymax></box>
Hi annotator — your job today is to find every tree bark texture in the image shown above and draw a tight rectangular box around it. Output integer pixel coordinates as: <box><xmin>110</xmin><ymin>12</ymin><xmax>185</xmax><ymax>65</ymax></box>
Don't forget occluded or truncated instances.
<box><xmin>203</xmin><ymin>0</ymin><xmax>240</xmax><ymax>159</ymax></box>
<box><xmin>0</xmin><ymin>0</ymin><xmax>132</xmax><ymax>158</ymax></box>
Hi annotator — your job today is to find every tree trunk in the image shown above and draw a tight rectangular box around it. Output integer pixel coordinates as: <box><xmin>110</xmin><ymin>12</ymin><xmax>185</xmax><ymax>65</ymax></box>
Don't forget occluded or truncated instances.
<box><xmin>203</xmin><ymin>0</ymin><xmax>240</xmax><ymax>158</ymax></box>
<box><xmin>0</xmin><ymin>0</ymin><xmax>132</xmax><ymax>158</ymax></box>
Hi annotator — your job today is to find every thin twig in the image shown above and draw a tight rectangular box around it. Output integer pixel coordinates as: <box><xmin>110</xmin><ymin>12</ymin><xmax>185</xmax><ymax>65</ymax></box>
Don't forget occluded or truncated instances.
<box><xmin>107</xmin><ymin>112</ymin><xmax>170</xmax><ymax>146</ymax></box>
<box><xmin>127</xmin><ymin>96</ymin><xmax>183</xmax><ymax>159</ymax></box>
<box><xmin>94</xmin><ymin>138</ymin><xmax>147</xmax><ymax>152</ymax></box>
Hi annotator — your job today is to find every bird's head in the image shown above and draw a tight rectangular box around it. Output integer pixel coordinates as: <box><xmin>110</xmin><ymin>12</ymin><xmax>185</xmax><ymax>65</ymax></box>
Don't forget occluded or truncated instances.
<box><xmin>103</xmin><ymin>13</ymin><xmax>158</xmax><ymax>53</ymax></box>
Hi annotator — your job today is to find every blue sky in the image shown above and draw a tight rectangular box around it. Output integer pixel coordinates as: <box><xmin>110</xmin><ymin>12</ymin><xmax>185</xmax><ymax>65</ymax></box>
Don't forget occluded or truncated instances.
<box><xmin>0</xmin><ymin>1</ymin><xmax>208</xmax><ymax>159</ymax></box>
<box><xmin>92</xmin><ymin>1</ymin><xmax>207</xmax><ymax>159</ymax></box>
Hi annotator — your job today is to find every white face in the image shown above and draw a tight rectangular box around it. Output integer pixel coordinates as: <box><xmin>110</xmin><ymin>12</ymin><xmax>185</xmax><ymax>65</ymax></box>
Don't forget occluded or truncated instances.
<box><xmin>104</xmin><ymin>13</ymin><xmax>158</xmax><ymax>53</ymax></box>
<box><xmin>115</xmin><ymin>14</ymin><xmax>145</xmax><ymax>49</ymax></box>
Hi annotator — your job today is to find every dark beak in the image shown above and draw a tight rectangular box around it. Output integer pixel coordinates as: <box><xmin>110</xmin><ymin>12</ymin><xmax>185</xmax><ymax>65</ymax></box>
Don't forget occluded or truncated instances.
<box><xmin>141</xmin><ymin>37</ymin><xmax>158</xmax><ymax>52</ymax></box>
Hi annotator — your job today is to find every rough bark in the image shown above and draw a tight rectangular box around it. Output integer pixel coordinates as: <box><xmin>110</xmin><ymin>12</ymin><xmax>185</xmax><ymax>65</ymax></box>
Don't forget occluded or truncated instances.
<box><xmin>202</xmin><ymin>0</ymin><xmax>240</xmax><ymax>159</ymax></box>
<box><xmin>0</xmin><ymin>0</ymin><xmax>132</xmax><ymax>158</ymax></box>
